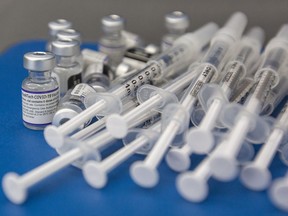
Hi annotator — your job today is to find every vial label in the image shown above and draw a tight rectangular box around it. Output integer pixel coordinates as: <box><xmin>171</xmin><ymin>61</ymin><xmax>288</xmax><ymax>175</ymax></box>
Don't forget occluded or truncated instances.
<box><xmin>124</xmin><ymin>63</ymin><xmax>161</xmax><ymax>97</ymax></box>
<box><xmin>68</xmin><ymin>73</ymin><xmax>82</xmax><ymax>90</ymax></box>
<box><xmin>70</xmin><ymin>83</ymin><xmax>96</xmax><ymax>101</ymax></box>
<box><xmin>22</xmin><ymin>88</ymin><xmax>59</xmax><ymax>125</ymax></box>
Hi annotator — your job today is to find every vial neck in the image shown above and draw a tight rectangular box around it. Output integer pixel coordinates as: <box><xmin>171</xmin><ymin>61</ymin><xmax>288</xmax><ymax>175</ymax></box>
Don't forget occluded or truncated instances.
<box><xmin>56</xmin><ymin>56</ymin><xmax>76</xmax><ymax>67</ymax></box>
<box><xmin>29</xmin><ymin>70</ymin><xmax>52</xmax><ymax>83</ymax></box>
<box><xmin>103</xmin><ymin>30</ymin><xmax>122</xmax><ymax>39</ymax></box>
<box><xmin>167</xmin><ymin>28</ymin><xmax>186</xmax><ymax>35</ymax></box>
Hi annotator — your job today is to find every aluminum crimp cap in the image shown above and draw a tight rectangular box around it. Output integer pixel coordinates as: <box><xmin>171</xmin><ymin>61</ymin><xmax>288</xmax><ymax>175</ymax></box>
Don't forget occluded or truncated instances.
<box><xmin>57</xmin><ymin>29</ymin><xmax>82</xmax><ymax>43</ymax></box>
<box><xmin>165</xmin><ymin>11</ymin><xmax>189</xmax><ymax>30</ymax></box>
<box><xmin>102</xmin><ymin>14</ymin><xmax>125</xmax><ymax>32</ymax></box>
<box><xmin>24</xmin><ymin>51</ymin><xmax>56</xmax><ymax>71</ymax></box>
<box><xmin>48</xmin><ymin>19</ymin><xmax>72</xmax><ymax>36</ymax></box>
<box><xmin>52</xmin><ymin>39</ymin><xmax>80</xmax><ymax>57</ymax></box>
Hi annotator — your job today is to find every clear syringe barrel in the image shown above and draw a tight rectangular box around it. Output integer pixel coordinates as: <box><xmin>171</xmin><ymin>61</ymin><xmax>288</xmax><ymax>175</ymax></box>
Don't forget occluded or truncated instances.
<box><xmin>274</xmin><ymin>102</ymin><xmax>288</xmax><ymax>133</ymax></box>
<box><xmin>111</xmin><ymin>22</ymin><xmax>219</xmax><ymax>99</ymax></box>
<box><xmin>247</xmin><ymin>24</ymin><xmax>288</xmax><ymax>113</ymax></box>
<box><xmin>180</xmin><ymin>12</ymin><xmax>248</xmax><ymax>110</ymax></box>
<box><xmin>221</xmin><ymin>27</ymin><xmax>265</xmax><ymax>97</ymax></box>
<box><xmin>44</xmin><ymin>23</ymin><xmax>218</xmax><ymax>142</ymax></box>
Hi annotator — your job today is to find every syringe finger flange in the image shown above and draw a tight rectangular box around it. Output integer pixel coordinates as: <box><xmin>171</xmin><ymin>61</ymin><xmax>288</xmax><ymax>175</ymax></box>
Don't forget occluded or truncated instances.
<box><xmin>56</xmin><ymin>138</ymin><xmax>101</xmax><ymax>168</ymax></box>
<box><xmin>161</xmin><ymin>103</ymin><xmax>190</xmax><ymax>134</ymax></box>
<box><xmin>123</xmin><ymin>128</ymin><xmax>160</xmax><ymax>155</ymax></box>
<box><xmin>136</xmin><ymin>84</ymin><xmax>178</xmax><ymax>112</ymax></box>
<box><xmin>220</xmin><ymin>103</ymin><xmax>270</xmax><ymax>143</ymax></box>
<box><xmin>84</xmin><ymin>92</ymin><xmax>123</xmax><ymax>117</ymax></box>
<box><xmin>198</xmin><ymin>83</ymin><xmax>229</xmax><ymax>111</ymax></box>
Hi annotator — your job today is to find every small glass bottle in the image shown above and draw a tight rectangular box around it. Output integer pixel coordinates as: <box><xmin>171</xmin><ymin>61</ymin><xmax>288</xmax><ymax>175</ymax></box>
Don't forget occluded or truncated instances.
<box><xmin>57</xmin><ymin>28</ymin><xmax>84</xmax><ymax>69</ymax></box>
<box><xmin>46</xmin><ymin>19</ymin><xmax>72</xmax><ymax>51</ymax></box>
<box><xmin>22</xmin><ymin>52</ymin><xmax>59</xmax><ymax>130</ymax></box>
<box><xmin>98</xmin><ymin>14</ymin><xmax>126</xmax><ymax>78</ymax></box>
<box><xmin>83</xmin><ymin>63</ymin><xmax>110</xmax><ymax>92</ymax></box>
<box><xmin>52</xmin><ymin>39</ymin><xmax>82</xmax><ymax>97</ymax></box>
<box><xmin>161</xmin><ymin>11</ymin><xmax>189</xmax><ymax>52</ymax></box>
<box><xmin>53</xmin><ymin>64</ymin><xmax>110</xmax><ymax>128</ymax></box>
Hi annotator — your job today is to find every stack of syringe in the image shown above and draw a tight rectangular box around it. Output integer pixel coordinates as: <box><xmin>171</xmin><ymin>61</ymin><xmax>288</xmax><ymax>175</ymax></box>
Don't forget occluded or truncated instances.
<box><xmin>2</xmin><ymin>11</ymin><xmax>288</xmax><ymax>213</ymax></box>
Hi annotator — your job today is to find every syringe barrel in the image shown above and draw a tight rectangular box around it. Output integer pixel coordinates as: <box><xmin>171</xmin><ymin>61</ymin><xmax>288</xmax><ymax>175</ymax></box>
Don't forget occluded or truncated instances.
<box><xmin>151</xmin><ymin>22</ymin><xmax>218</xmax><ymax>77</ymax></box>
<box><xmin>261</xmin><ymin>72</ymin><xmax>288</xmax><ymax>116</ymax></box>
<box><xmin>238</xmin><ymin>27</ymin><xmax>265</xmax><ymax>72</ymax></box>
<box><xmin>254</xmin><ymin>25</ymin><xmax>288</xmax><ymax>88</ymax></box>
<box><xmin>201</xmin><ymin>12</ymin><xmax>247</xmax><ymax>72</ymax></box>
<box><xmin>275</xmin><ymin>102</ymin><xmax>288</xmax><ymax>133</ymax></box>
<box><xmin>211</xmin><ymin>12</ymin><xmax>247</xmax><ymax>45</ymax></box>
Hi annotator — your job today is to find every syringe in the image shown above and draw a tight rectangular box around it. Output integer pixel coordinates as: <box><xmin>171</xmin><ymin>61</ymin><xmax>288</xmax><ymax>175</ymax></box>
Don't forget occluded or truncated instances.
<box><xmin>176</xmin><ymin>134</ymin><xmax>254</xmax><ymax>202</ymax></box>
<box><xmin>240</xmin><ymin>101</ymin><xmax>288</xmax><ymax>191</ymax></box>
<box><xmin>165</xmin><ymin>27</ymin><xmax>264</xmax><ymax>172</ymax></box>
<box><xmin>105</xmin><ymin>63</ymin><xmax>200</xmax><ymax>139</ymax></box>
<box><xmin>1</xmin><ymin>103</ymin><xmax>162</xmax><ymax>204</ymax></box>
<box><xmin>83</xmin><ymin>122</ymin><xmax>161</xmax><ymax>189</ymax></box>
<box><xmin>129</xmin><ymin>12</ymin><xmax>248</xmax><ymax>188</ymax></box>
<box><xmin>209</xmin><ymin>24</ymin><xmax>288</xmax><ymax>181</ymax></box>
<box><xmin>44</xmin><ymin>23</ymin><xmax>218</xmax><ymax>148</ymax></box>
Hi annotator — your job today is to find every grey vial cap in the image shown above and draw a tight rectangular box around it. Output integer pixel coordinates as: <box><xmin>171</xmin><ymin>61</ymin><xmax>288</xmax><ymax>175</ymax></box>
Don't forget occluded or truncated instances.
<box><xmin>48</xmin><ymin>19</ymin><xmax>72</xmax><ymax>36</ymax></box>
<box><xmin>24</xmin><ymin>51</ymin><xmax>56</xmax><ymax>71</ymax></box>
<box><xmin>52</xmin><ymin>39</ymin><xmax>80</xmax><ymax>57</ymax></box>
<box><xmin>57</xmin><ymin>29</ymin><xmax>82</xmax><ymax>44</ymax></box>
<box><xmin>165</xmin><ymin>11</ymin><xmax>189</xmax><ymax>30</ymax></box>
<box><xmin>102</xmin><ymin>14</ymin><xmax>125</xmax><ymax>32</ymax></box>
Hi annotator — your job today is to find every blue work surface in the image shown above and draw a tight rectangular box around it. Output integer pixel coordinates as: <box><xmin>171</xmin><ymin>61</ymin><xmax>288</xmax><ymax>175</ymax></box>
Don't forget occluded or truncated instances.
<box><xmin>0</xmin><ymin>41</ymin><xmax>287</xmax><ymax>216</ymax></box>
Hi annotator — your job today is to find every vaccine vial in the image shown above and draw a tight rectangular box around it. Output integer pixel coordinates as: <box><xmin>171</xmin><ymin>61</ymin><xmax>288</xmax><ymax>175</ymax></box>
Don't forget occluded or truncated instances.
<box><xmin>52</xmin><ymin>83</ymin><xmax>97</xmax><ymax>128</ymax></box>
<box><xmin>82</xmin><ymin>49</ymin><xmax>108</xmax><ymax>67</ymax></box>
<box><xmin>53</xmin><ymin>62</ymin><xmax>110</xmax><ymax>128</ymax></box>
<box><xmin>83</xmin><ymin>63</ymin><xmax>110</xmax><ymax>92</ymax></box>
<box><xmin>161</xmin><ymin>11</ymin><xmax>189</xmax><ymax>52</ymax></box>
<box><xmin>122</xmin><ymin>30</ymin><xmax>144</xmax><ymax>49</ymax></box>
<box><xmin>98</xmin><ymin>14</ymin><xmax>126</xmax><ymax>78</ymax></box>
<box><xmin>115</xmin><ymin>47</ymin><xmax>154</xmax><ymax>80</ymax></box>
<box><xmin>46</xmin><ymin>19</ymin><xmax>72</xmax><ymax>51</ymax></box>
<box><xmin>52</xmin><ymin>39</ymin><xmax>82</xmax><ymax>97</ymax></box>
<box><xmin>22</xmin><ymin>52</ymin><xmax>59</xmax><ymax>130</ymax></box>
<box><xmin>57</xmin><ymin>28</ymin><xmax>84</xmax><ymax>69</ymax></box>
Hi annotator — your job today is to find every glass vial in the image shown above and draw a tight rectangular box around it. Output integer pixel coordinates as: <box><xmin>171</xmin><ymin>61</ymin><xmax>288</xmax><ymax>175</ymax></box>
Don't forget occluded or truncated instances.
<box><xmin>161</xmin><ymin>11</ymin><xmax>189</xmax><ymax>52</ymax></box>
<box><xmin>46</xmin><ymin>19</ymin><xmax>72</xmax><ymax>51</ymax></box>
<box><xmin>22</xmin><ymin>52</ymin><xmax>59</xmax><ymax>130</ymax></box>
<box><xmin>57</xmin><ymin>28</ymin><xmax>84</xmax><ymax>69</ymax></box>
<box><xmin>52</xmin><ymin>83</ymin><xmax>97</xmax><ymax>128</ymax></box>
<box><xmin>83</xmin><ymin>63</ymin><xmax>110</xmax><ymax>92</ymax></box>
<box><xmin>52</xmin><ymin>39</ymin><xmax>82</xmax><ymax>97</ymax></box>
<box><xmin>98</xmin><ymin>14</ymin><xmax>126</xmax><ymax>78</ymax></box>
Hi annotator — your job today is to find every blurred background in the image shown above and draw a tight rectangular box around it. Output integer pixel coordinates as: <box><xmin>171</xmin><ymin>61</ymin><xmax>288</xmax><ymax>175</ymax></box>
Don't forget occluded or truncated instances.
<box><xmin>0</xmin><ymin>0</ymin><xmax>287</xmax><ymax>51</ymax></box>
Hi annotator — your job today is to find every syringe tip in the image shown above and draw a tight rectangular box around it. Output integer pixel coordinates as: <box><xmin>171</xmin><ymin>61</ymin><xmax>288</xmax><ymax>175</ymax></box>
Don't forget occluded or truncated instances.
<box><xmin>276</xmin><ymin>24</ymin><xmax>288</xmax><ymax>39</ymax></box>
<box><xmin>221</xmin><ymin>11</ymin><xmax>248</xmax><ymax>40</ymax></box>
<box><xmin>245</xmin><ymin>26</ymin><xmax>266</xmax><ymax>47</ymax></box>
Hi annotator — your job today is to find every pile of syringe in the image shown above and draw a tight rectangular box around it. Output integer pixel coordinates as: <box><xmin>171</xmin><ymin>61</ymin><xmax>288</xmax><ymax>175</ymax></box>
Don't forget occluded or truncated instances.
<box><xmin>2</xmin><ymin>11</ymin><xmax>288</xmax><ymax>212</ymax></box>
